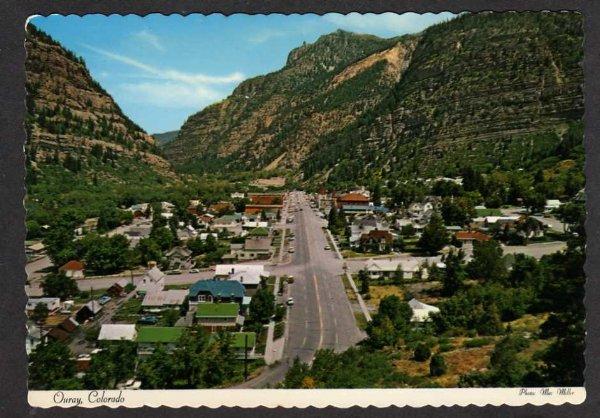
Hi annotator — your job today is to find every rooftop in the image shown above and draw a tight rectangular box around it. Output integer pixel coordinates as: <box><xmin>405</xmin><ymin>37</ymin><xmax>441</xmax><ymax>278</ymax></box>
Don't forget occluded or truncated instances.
<box><xmin>188</xmin><ymin>279</ymin><xmax>245</xmax><ymax>299</ymax></box>
<box><xmin>195</xmin><ymin>302</ymin><xmax>239</xmax><ymax>318</ymax></box>
<box><xmin>98</xmin><ymin>324</ymin><xmax>137</xmax><ymax>341</ymax></box>
<box><xmin>59</xmin><ymin>260</ymin><xmax>84</xmax><ymax>271</ymax></box>
<box><xmin>136</xmin><ymin>326</ymin><xmax>184</xmax><ymax>343</ymax></box>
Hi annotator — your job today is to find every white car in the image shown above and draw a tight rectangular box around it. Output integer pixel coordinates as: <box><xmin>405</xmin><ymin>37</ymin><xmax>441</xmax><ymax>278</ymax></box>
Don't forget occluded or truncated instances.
<box><xmin>286</xmin><ymin>297</ymin><xmax>295</xmax><ymax>306</ymax></box>
<box><xmin>189</xmin><ymin>268</ymin><xmax>200</xmax><ymax>273</ymax></box>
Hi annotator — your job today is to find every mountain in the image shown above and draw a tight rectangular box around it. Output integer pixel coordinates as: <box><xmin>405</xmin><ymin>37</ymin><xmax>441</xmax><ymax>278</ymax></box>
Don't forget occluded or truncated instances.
<box><xmin>153</xmin><ymin>130</ymin><xmax>180</xmax><ymax>147</ymax></box>
<box><xmin>165</xmin><ymin>13</ymin><xmax>583</xmax><ymax>185</ymax></box>
<box><xmin>164</xmin><ymin>30</ymin><xmax>418</xmax><ymax>173</ymax></box>
<box><xmin>25</xmin><ymin>26</ymin><xmax>178</xmax><ymax>230</ymax></box>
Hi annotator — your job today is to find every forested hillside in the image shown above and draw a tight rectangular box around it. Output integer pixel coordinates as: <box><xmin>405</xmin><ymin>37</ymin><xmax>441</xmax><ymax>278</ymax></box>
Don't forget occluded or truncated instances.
<box><xmin>25</xmin><ymin>26</ymin><xmax>180</xmax><ymax>236</ymax></box>
<box><xmin>165</xmin><ymin>12</ymin><xmax>583</xmax><ymax>188</ymax></box>
<box><xmin>305</xmin><ymin>12</ymin><xmax>583</xmax><ymax>186</ymax></box>
<box><xmin>165</xmin><ymin>30</ymin><xmax>418</xmax><ymax>173</ymax></box>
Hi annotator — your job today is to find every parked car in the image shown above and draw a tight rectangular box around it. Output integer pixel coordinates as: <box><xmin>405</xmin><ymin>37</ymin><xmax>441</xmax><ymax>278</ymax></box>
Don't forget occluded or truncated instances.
<box><xmin>286</xmin><ymin>297</ymin><xmax>295</xmax><ymax>306</ymax></box>
<box><xmin>98</xmin><ymin>295</ymin><xmax>112</xmax><ymax>305</ymax></box>
<box><xmin>166</xmin><ymin>269</ymin><xmax>181</xmax><ymax>275</ymax></box>
<box><xmin>189</xmin><ymin>268</ymin><xmax>200</xmax><ymax>274</ymax></box>
<box><xmin>324</xmin><ymin>245</ymin><xmax>331</xmax><ymax>250</ymax></box>
<box><xmin>138</xmin><ymin>315</ymin><xmax>158</xmax><ymax>325</ymax></box>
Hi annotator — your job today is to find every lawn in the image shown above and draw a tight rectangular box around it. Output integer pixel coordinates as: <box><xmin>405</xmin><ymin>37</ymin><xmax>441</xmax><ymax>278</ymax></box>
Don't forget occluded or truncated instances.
<box><xmin>506</xmin><ymin>313</ymin><xmax>549</xmax><ymax>333</ymax></box>
<box><xmin>475</xmin><ymin>208</ymin><xmax>503</xmax><ymax>217</ymax></box>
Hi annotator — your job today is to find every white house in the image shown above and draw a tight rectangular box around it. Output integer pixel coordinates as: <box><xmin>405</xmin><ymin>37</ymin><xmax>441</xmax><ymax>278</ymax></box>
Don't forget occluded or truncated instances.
<box><xmin>136</xmin><ymin>267</ymin><xmax>166</xmax><ymax>295</ymax></box>
<box><xmin>545</xmin><ymin>199</ymin><xmax>562</xmax><ymax>211</ymax></box>
<box><xmin>26</xmin><ymin>297</ymin><xmax>61</xmax><ymax>313</ymax></box>
<box><xmin>214</xmin><ymin>264</ymin><xmax>269</xmax><ymax>293</ymax></box>
<box><xmin>98</xmin><ymin>324</ymin><xmax>138</xmax><ymax>341</ymax></box>
<box><xmin>408</xmin><ymin>298</ymin><xmax>440</xmax><ymax>322</ymax></box>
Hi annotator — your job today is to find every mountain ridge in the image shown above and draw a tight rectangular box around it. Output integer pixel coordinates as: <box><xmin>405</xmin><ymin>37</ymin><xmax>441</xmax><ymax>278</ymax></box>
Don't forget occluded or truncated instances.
<box><xmin>165</xmin><ymin>12</ymin><xmax>583</xmax><ymax>186</ymax></box>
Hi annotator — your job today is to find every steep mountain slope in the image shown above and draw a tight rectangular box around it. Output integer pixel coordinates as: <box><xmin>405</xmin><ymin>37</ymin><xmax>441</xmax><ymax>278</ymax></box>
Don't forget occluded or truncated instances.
<box><xmin>25</xmin><ymin>26</ymin><xmax>179</xmax><ymax>229</ymax></box>
<box><xmin>166</xmin><ymin>12</ymin><xmax>583</xmax><ymax>185</ymax></box>
<box><xmin>303</xmin><ymin>12</ymin><xmax>584</xmax><ymax>183</ymax></box>
<box><xmin>165</xmin><ymin>30</ymin><xmax>418</xmax><ymax>173</ymax></box>
<box><xmin>153</xmin><ymin>130</ymin><xmax>180</xmax><ymax>146</ymax></box>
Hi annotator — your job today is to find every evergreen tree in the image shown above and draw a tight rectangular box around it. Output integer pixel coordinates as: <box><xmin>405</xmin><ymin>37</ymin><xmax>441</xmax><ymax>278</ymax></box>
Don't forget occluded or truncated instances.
<box><xmin>418</xmin><ymin>212</ymin><xmax>448</xmax><ymax>255</ymax></box>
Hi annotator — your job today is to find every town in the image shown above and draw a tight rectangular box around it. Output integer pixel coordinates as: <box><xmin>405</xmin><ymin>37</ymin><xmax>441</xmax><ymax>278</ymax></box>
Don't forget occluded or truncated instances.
<box><xmin>26</xmin><ymin>177</ymin><xmax>585</xmax><ymax>389</ymax></box>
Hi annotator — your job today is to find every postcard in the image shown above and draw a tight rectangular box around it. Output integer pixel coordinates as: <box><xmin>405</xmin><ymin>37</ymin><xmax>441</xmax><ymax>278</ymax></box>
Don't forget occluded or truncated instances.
<box><xmin>23</xmin><ymin>11</ymin><xmax>586</xmax><ymax>408</ymax></box>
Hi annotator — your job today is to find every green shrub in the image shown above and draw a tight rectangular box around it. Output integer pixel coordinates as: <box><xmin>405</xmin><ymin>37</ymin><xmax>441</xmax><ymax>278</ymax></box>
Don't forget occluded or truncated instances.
<box><xmin>414</xmin><ymin>343</ymin><xmax>432</xmax><ymax>362</ymax></box>
<box><xmin>463</xmin><ymin>337</ymin><xmax>493</xmax><ymax>348</ymax></box>
<box><xmin>429</xmin><ymin>354</ymin><xmax>447</xmax><ymax>377</ymax></box>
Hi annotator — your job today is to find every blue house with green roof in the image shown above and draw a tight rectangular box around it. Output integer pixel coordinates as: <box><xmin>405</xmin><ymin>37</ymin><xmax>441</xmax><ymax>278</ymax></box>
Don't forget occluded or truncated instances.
<box><xmin>188</xmin><ymin>279</ymin><xmax>245</xmax><ymax>306</ymax></box>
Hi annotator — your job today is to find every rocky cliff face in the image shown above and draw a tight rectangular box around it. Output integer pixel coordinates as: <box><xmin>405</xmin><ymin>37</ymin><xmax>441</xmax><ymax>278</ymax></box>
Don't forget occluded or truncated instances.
<box><xmin>164</xmin><ymin>30</ymin><xmax>418</xmax><ymax>173</ymax></box>
<box><xmin>303</xmin><ymin>12</ymin><xmax>584</xmax><ymax>183</ymax></box>
<box><xmin>25</xmin><ymin>25</ymin><xmax>175</xmax><ymax>179</ymax></box>
<box><xmin>166</xmin><ymin>12</ymin><xmax>583</xmax><ymax>184</ymax></box>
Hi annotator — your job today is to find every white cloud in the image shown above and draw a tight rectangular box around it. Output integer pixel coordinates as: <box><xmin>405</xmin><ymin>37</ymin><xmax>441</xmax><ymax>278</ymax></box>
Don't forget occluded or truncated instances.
<box><xmin>323</xmin><ymin>12</ymin><xmax>455</xmax><ymax>36</ymax></box>
<box><xmin>134</xmin><ymin>29</ymin><xmax>165</xmax><ymax>52</ymax></box>
<box><xmin>82</xmin><ymin>44</ymin><xmax>245</xmax><ymax>109</ymax></box>
<box><xmin>119</xmin><ymin>82</ymin><xmax>222</xmax><ymax>108</ymax></box>
<box><xmin>83</xmin><ymin>44</ymin><xmax>245</xmax><ymax>85</ymax></box>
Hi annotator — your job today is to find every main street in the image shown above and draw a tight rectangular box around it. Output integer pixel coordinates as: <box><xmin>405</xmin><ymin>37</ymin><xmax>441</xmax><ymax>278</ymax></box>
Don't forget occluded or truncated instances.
<box><xmin>237</xmin><ymin>191</ymin><xmax>365</xmax><ymax>387</ymax></box>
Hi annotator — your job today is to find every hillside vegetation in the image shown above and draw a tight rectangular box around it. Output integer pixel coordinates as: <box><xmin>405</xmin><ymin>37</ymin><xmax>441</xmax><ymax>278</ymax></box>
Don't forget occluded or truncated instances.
<box><xmin>25</xmin><ymin>26</ymin><xmax>180</xmax><ymax>234</ymax></box>
<box><xmin>165</xmin><ymin>12</ymin><xmax>583</xmax><ymax>188</ymax></box>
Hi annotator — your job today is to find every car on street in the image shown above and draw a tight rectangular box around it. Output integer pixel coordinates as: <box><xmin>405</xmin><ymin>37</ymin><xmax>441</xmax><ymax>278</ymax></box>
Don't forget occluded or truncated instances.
<box><xmin>288</xmin><ymin>248</ymin><xmax>295</xmax><ymax>253</ymax></box>
<box><xmin>286</xmin><ymin>297</ymin><xmax>295</xmax><ymax>306</ymax></box>
<box><xmin>189</xmin><ymin>268</ymin><xmax>200</xmax><ymax>273</ymax></box>
<box><xmin>324</xmin><ymin>245</ymin><xmax>331</xmax><ymax>250</ymax></box>
<box><xmin>166</xmin><ymin>269</ymin><xmax>181</xmax><ymax>275</ymax></box>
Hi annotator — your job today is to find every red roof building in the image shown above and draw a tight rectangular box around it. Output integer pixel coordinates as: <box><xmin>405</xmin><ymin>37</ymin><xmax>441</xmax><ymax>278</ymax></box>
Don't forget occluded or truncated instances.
<box><xmin>59</xmin><ymin>260</ymin><xmax>85</xmax><ymax>278</ymax></box>
<box><xmin>336</xmin><ymin>192</ymin><xmax>370</xmax><ymax>207</ymax></box>
<box><xmin>455</xmin><ymin>231</ymin><xmax>492</xmax><ymax>243</ymax></box>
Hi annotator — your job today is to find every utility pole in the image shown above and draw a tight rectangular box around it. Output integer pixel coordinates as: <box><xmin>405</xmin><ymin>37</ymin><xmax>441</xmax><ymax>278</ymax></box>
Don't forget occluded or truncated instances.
<box><xmin>244</xmin><ymin>333</ymin><xmax>249</xmax><ymax>381</ymax></box>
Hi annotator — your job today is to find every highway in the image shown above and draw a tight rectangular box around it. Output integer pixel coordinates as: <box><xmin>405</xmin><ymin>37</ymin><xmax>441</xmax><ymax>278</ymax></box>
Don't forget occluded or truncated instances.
<box><xmin>237</xmin><ymin>191</ymin><xmax>365</xmax><ymax>388</ymax></box>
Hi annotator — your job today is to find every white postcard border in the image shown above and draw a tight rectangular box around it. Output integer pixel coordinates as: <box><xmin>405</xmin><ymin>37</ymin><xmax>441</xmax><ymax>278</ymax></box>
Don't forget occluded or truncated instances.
<box><xmin>29</xmin><ymin>387</ymin><xmax>585</xmax><ymax>408</ymax></box>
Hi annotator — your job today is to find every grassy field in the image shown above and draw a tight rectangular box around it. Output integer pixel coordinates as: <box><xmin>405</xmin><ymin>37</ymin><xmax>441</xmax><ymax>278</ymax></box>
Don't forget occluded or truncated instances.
<box><xmin>112</xmin><ymin>297</ymin><xmax>142</xmax><ymax>322</ymax></box>
<box><xmin>475</xmin><ymin>208</ymin><xmax>503</xmax><ymax>217</ymax></box>
<box><xmin>365</xmin><ymin>285</ymin><xmax>404</xmax><ymax>309</ymax></box>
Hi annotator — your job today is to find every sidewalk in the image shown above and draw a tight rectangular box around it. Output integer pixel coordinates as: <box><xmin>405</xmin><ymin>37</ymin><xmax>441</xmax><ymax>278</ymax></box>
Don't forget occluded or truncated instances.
<box><xmin>326</xmin><ymin>229</ymin><xmax>372</xmax><ymax>323</ymax></box>
<box><xmin>263</xmin><ymin>276</ymin><xmax>285</xmax><ymax>365</ymax></box>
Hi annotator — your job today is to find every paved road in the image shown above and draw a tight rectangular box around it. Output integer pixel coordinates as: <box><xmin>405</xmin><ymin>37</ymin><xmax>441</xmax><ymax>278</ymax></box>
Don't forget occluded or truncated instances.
<box><xmin>237</xmin><ymin>191</ymin><xmax>364</xmax><ymax>388</ymax></box>
<box><xmin>502</xmin><ymin>241</ymin><xmax>567</xmax><ymax>259</ymax></box>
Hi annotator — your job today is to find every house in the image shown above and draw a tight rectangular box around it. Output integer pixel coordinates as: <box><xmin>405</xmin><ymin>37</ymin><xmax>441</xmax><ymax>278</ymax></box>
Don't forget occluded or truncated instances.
<box><xmin>26</xmin><ymin>241</ymin><xmax>45</xmax><ymax>255</ymax></box>
<box><xmin>141</xmin><ymin>289</ymin><xmax>188</xmax><ymax>309</ymax></box>
<box><xmin>136</xmin><ymin>267</ymin><xmax>166</xmax><ymax>295</ymax></box>
<box><xmin>166</xmin><ymin>246</ymin><xmax>193</xmax><ymax>269</ymax></box>
<box><xmin>188</xmin><ymin>280</ymin><xmax>245</xmax><ymax>305</ymax></box>
<box><xmin>26</xmin><ymin>323</ymin><xmax>42</xmax><ymax>355</ymax></box>
<box><xmin>545</xmin><ymin>199</ymin><xmax>563</xmax><ymax>211</ymax></box>
<box><xmin>471</xmin><ymin>215</ymin><xmax>520</xmax><ymax>230</ymax></box>
<box><xmin>194</xmin><ymin>302</ymin><xmax>243</xmax><ymax>331</ymax></box>
<box><xmin>98</xmin><ymin>324</ymin><xmax>137</xmax><ymax>341</ymax></box>
<box><xmin>199</xmin><ymin>232</ymin><xmax>219</xmax><ymax>241</ymax></box>
<box><xmin>230</xmin><ymin>192</ymin><xmax>246</xmax><ymax>199</ymax></box>
<box><xmin>350</xmin><ymin>216</ymin><xmax>389</xmax><ymax>246</ymax></box>
<box><xmin>75</xmin><ymin>301</ymin><xmax>103</xmax><ymax>323</ymax></box>
<box><xmin>341</xmin><ymin>204</ymin><xmax>388</xmax><ymax>215</ymax></box>
<box><xmin>242</xmin><ymin>220</ymin><xmax>269</xmax><ymax>230</ymax></box>
<box><xmin>408</xmin><ymin>298</ymin><xmax>440</xmax><ymax>322</ymax></box>
<box><xmin>239</xmin><ymin>236</ymin><xmax>273</xmax><ymax>260</ymax></box>
<box><xmin>208</xmin><ymin>201</ymin><xmax>235</xmax><ymax>215</ymax></box>
<box><xmin>136</xmin><ymin>326</ymin><xmax>184</xmax><ymax>355</ymax></box>
<box><xmin>215</xmin><ymin>264</ymin><xmax>269</xmax><ymax>294</ymax></box>
<box><xmin>455</xmin><ymin>231</ymin><xmax>491</xmax><ymax>245</ymax></box>
<box><xmin>336</xmin><ymin>192</ymin><xmax>370</xmax><ymax>208</ymax></box>
<box><xmin>359</xmin><ymin>230</ymin><xmax>394</xmax><ymax>252</ymax></box>
<box><xmin>248</xmin><ymin>193</ymin><xmax>284</xmax><ymax>206</ymax></box>
<box><xmin>196</xmin><ymin>214</ymin><xmax>215</xmax><ymax>228</ymax></box>
<box><xmin>83</xmin><ymin>217</ymin><xmax>99</xmax><ymax>232</ymax></box>
<box><xmin>107</xmin><ymin>279</ymin><xmax>130</xmax><ymax>297</ymax></box>
<box><xmin>26</xmin><ymin>297</ymin><xmax>61</xmax><ymax>314</ymax></box>
<box><xmin>212</xmin><ymin>215</ymin><xmax>243</xmax><ymax>236</ymax></box>
<box><xmin>244</xmin><ymin>204</ymin><xmax>282</xmax><ymax>217</ymax></box>
<box><xmin>58</xmin><ymin>260</ymin><xmax>85</xmax><ymax>279</ymax></box>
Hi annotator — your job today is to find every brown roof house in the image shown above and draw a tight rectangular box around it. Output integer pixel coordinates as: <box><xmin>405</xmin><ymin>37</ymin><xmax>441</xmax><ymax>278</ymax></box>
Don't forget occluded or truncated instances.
<box><xmin>59</xmin><ymin>260</ymin><xmax>85</xmax><ymax>279</ymax></box>
<box><xmin>239</xmin><ymin>236</ymin><xmax>273</xmax><ymax>260</ymax></box>
<box><xmin>359</xmin><ymin>230</ymin><xmax>394</xmax><ymax>253</ymax></box>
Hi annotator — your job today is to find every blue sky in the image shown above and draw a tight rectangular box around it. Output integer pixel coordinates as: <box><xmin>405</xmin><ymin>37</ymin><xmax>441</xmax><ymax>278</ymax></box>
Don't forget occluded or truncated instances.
<box><xmin>30</xmin><ymin>13</ymin><xmax>455</xmax><ymax>134</ymax></box>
